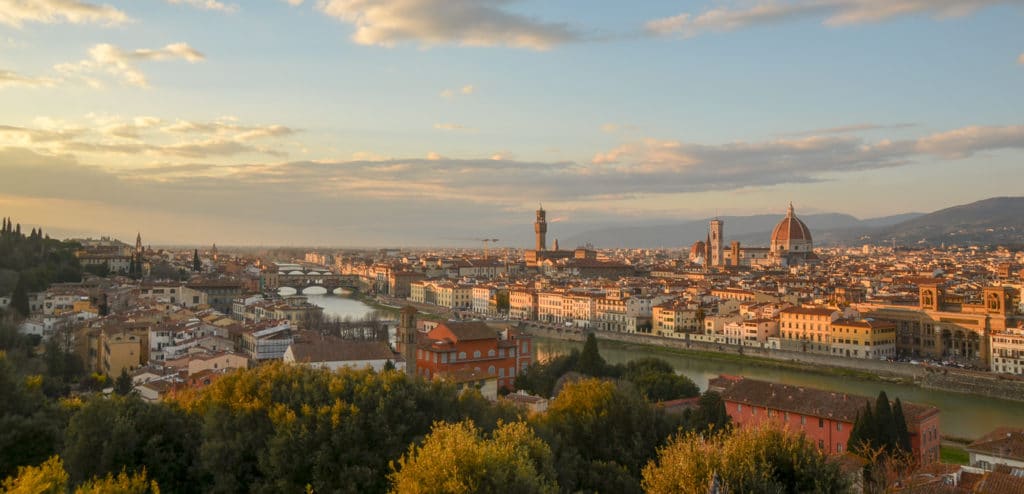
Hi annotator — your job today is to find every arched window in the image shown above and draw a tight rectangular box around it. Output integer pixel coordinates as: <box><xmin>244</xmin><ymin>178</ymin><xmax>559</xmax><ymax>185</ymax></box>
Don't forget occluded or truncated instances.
<box><xmin>458</xmin><ymin>351</ymin><xmax>467</xmax><ymax>360</ymax></box>
<box><xmin>473</xmin><ymin>350</ymin><xmax>481</xmax><ymax>359</ymax></box>
<box><xmin>488</xmin><ymin>365</ymin><xmax>495</xmax><ymax>375</ymax></box>
<box><xmin>487</xmin><ymin>349</ymin><xmax>496</xmax><ymax>357</ymax></box>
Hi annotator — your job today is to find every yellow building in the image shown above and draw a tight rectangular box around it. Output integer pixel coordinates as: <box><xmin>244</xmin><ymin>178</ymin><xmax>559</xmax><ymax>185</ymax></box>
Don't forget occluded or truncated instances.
<box><xmin>829</xmin><ymin>318</ymin><xmax>897</xmax><ymax>359</ymax></box>
<box><xmin>653</xmin><ymin>301</ymin><xmax>699</xmax><ymax>337</ymax></box>
<box><xmin>779</xmin><ymin>306</ymin><xmax>838</xmax><ymax>354</ymax></box>
<box><xmin>102</xmin><ymin>330</ymin><xmax>144</xmax><ymax>376</ymax></box>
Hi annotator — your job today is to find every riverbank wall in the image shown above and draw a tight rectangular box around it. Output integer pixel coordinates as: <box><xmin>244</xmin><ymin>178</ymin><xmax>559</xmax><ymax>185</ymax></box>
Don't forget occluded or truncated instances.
<box><xmin>523</xmin><ymin>324</ymin><xmax>1024</xmax><ymax>403</ymax></box>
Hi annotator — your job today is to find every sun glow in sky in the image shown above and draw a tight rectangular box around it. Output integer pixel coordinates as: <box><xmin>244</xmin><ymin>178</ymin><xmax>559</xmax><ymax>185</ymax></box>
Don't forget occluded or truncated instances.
<box><xmin>1</xmin><ymin>0</ymin><xmax>1023</xmax><ymax>246</ymax></box>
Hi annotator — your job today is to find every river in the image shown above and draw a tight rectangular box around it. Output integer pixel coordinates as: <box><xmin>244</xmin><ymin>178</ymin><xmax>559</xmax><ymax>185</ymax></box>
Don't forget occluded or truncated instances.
<box><xmin>278</xmin><ymin>287</ymin><xmax>384</xmax><ymax>321</ymax></box>
<box><xmin>536</xmin><ymin>337</ymin><xmax>1024</xmax><ymax>440</ymax></box>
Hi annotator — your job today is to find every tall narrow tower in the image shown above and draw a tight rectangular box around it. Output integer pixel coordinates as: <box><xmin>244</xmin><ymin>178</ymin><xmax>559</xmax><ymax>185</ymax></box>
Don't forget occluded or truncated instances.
<box><xmin>709</xmin><ymin>219</ymin><xmax>723</xmax><ymax>267</ymax></box>
<box><xmin>397</xmin><ymin>306</ymin><xmax>418</xmax><ymax>376</ymax></box>
<box><xmin>534</xmin><ymin>205</ymin><xmax>548</xmax><ymax>251</ymax></box>
<box><xmin>135</xmin><ymin>232</ymin><xmax>143</xmax><ymax>256</ymax></box>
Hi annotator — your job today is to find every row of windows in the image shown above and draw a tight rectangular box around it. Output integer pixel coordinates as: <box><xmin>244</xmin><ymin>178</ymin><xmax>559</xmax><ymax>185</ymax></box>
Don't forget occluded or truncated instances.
<box><xmin>419</xmin><ymin>347</ymin><xmax>519</xmax><ymax>363</ymax></box>
<box><xmin>737</xmin><ymin>403</ymin><xmax>834</xmax><ymax>429</ymax></box>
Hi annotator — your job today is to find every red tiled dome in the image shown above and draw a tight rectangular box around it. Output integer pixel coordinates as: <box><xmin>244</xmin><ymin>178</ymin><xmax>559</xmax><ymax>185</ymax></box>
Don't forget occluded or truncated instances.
<box><xmin>771</xmin><ymin>204</ymin><xmax>812</xmax><ymax>245</ymax></box>
<box><xmin>690</xmin><ymin>241</ymin><xmax>706</xmax><ymax>258</ymax></box>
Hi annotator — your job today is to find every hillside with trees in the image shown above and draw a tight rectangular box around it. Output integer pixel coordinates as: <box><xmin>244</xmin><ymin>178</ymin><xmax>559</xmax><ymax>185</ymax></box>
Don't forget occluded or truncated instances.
<box><xmin>0</xmin><ymin>217</ymin><xmax>83</xmax><ymax>316</ymax></box>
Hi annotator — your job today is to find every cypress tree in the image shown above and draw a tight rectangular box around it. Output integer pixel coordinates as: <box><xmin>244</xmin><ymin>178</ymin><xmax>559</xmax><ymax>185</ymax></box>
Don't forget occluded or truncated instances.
<box><xmin>575</xmin><ymin>332</ymin><xmax>606</xmax><ymax>376</ymax></box>
<box><xmin>192</xmin><ymin>249</ymin><xmax>201</xmax><ymax>272</ymax></box>
<box><xmin>875</xmin><ymin>391</ymin><xmax>897</xmax><ymax>453</ymax></box>
<box><xmin>893</xmin><ymin>398</ymin><xmax>912</xmax><ymax>454</ymax></box>
<box><xmin>848</xmin><ymin>411</ymin><xmax>864</xmax><ymax>453</ymax></box>
<box><xmin>11</xmin><ymin>275</ymin><xmax>30</xmax><ymax>317</ymax></box>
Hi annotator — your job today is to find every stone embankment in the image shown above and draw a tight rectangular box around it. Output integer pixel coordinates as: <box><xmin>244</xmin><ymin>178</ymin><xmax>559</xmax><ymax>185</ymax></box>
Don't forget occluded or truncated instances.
<box><xmin>521</xmin><ymin>323</ymin><xmax>1024</xmax><ymax>403</ymax></box>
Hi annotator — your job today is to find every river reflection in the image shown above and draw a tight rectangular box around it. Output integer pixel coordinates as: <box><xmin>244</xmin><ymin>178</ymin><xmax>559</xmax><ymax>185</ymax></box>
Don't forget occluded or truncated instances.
<box><xmin>537</xmin><ymin>337</ymin><xmax>1024</xmax><ymax>440</ymax></box>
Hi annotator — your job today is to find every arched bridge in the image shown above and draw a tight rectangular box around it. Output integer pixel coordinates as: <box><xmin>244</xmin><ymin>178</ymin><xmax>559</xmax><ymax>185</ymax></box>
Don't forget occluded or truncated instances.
<box><xmin>261</xmin><ymin>264</ymin><xmax>360</xmax><ymax>294</ymax></box>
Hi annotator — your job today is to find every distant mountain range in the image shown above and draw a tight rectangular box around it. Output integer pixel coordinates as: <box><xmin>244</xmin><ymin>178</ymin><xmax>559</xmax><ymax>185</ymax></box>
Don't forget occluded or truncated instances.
<box><xmin>560</xmin><ymin>197</ymin><xmax>1024</xmax><ymax>249</ymax></box>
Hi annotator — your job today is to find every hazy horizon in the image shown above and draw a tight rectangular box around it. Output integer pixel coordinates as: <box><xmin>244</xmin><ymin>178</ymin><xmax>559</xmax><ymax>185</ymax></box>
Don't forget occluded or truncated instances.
<box><xmin>2</xmin><ymin>1</ymin><xmax>1022</xmax><ymax>245</ymax></box>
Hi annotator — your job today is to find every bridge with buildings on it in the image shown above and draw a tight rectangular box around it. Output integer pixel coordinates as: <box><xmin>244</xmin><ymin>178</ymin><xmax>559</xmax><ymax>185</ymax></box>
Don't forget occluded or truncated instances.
<box><xmin>260</xmin><ymin>263</ymin><xmax>360</xmax><ymax>294</ymax></box>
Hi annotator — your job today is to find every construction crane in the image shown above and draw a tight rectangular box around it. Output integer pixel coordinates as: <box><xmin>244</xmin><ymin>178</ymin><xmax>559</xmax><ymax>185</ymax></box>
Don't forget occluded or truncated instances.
<box><xmin>478</xmin><ymin>238</ymin><xmax>499</xmax><ymax>259</ymax></box>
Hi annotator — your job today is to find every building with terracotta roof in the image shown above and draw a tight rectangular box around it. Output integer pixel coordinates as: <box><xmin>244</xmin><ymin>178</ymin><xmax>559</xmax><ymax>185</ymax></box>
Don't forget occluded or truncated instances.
<box><xmin>967</xmin><ymin>427</ymin><xmax>1024</xmax><ymax>471</ymax></box>
<box><xmin>284</xmin><ymin>333</ymin><xmax>403</xmax><ymax>372</ymax></box>
<box><xmin>414</xmin><ymin>321</ymin><xmax>532</xmax><ymax>390</ymax></box>
<box><xmin>703</xmin><ymin>204</ymin><xmax>819</xmax><ymax>269</ymax></box>
<box><xmin>715</xmin><ymin>376</ymin><xmax>941</xmax><ymax>464</ymax></box>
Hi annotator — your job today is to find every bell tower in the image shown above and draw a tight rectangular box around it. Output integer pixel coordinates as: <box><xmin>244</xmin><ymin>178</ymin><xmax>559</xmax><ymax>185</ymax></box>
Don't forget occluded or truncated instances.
<box><xmin>534</xmin><ymin>205</ymin><xmax>547</xmax><ymax>251</ymax></box>
<box><xmin>709</xmin><ymin>219</ymin><xmax>723</xmax><ymax>267</ymax></box>
<box><xmin>397</xmin><ymin>306</ymin><xmax>418</xmax><ymax>376</ymax></box>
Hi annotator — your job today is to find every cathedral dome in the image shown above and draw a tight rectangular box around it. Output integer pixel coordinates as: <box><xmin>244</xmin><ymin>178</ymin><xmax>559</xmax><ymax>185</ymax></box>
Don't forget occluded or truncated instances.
<box><xmin>690</xmin><ymin>240</ymin><xmax>706</xmax><ymax>259</ymax></box>
<box><xmin>770</xmin><ymin>203</ymin><xmax>812</xmax><ymax>250</ymax></box>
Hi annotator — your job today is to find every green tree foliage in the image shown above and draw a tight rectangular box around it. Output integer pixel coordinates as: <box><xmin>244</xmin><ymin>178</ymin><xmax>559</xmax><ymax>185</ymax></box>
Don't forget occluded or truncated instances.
<box><xmin>192</xmin><ymin>249</ymin><xmax>201</xmax><ymax>272</ymax></box>
<box><xmin>176</xmin><ymin>363</ymin><xmax>507</xmax><ymax>493</ymax></box>
<box><xmin>389</xmin><ymin>420</ymin><xmax>557</xmax><ymax>494</ymax></box>
<box><xmin>892</xmin><ymin>398</ymin><xmax>912</xmax><ymax>455</ymax></box>
<box><xmin>575</xmin><ymin>333</ymin><xmax>607</xmax><ymax>376</ymax></box>
<box><xmin>688</xmin><ymin>391</ymin><xmax>731</xmax><ymax>432</ymax></box>
<box><xmin>114</xmin><ymin>369</ymin><xmax>134</xmax><ymax>396</ymax></box>
<box><xmin>62</xmin><ymin>396</ymin><xmax>201</xmax><ymax>493</ymax></box>
<box><xmin>0</xmin><ymin>353</ymin><xmax>66</xmax><ymax>480</ymax></box>
<box><xmin>622</xmin><ymin>358</ymin><xmax>699</xmax><ymax>402</ymax></box>
<box><xmin>11</xmin><ymin>275</ymin><xmax>29</xmax><ymax>317</ymax></box>
<box><xmin>848</xmin><ymin>392</ymin><xmax>912</xmax><ymax>458</ymax></box>
<box><xmin>515</xmin><ymin>350</ymin><xmax>579</xmax><ymax>397</ymax></box>
<box><xmin>0</xmin><ymin>220</ymin><xmax>82</xmax><ymax>298</ymax></box>
<box><xmin>532</xmin><ymin>378</ymin><xmax>676</xmax><ymax>493</ymax></box>
<box><xmin>642</xmin><ymin>425</ymin><xmax>849</xmax><ymax>494</ymax></box>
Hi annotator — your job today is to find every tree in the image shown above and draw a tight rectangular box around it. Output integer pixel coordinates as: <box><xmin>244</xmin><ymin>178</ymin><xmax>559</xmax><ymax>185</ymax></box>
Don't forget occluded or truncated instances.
<box><xmin>533</xmin><ymin>378</ymin><xmax>673</xmax><ymax>492</ymax></box>
<box><xmin>114</xmin><ymin>369</ymin><xmax>133</xmax><ymax>396</ymax></box>
<box><xmin>73</xmin><ymin>468</ymin><xmax>159</xmax><ymax>494</ymax></box>
<box><xmin>893</xmin><ymin>398</ymin><xmax>912</xmax><ymax>455</ymax></box>
<box><xmin>575</xmin><ymin>333</ymin><xmax>606</xmax><ymax>376</ymax></box>
<box><xmin>389</xmin><ymin>420</ymin><xmax>557</xmax><ymax>494</ymax></box>
<box><xmin>690</xmin><ymin>391</ymin><xmax>730</xmax><ymax>432</ymax></box>
<box><xmin>63</xmin><ymin>396</ymin><xmax>200</xmax><ymax>493</ymax></box>
<box><xmin>11</xmin><ymin>275</ymin><xmax>29</xmax><ymax>317</ymax></box>
<box><xmin>622</xmin><ymin>358</ymin><xmax>699</xmax><ymax>402</ymax></box>
<box><xmin>0</xmin><ymin>456</ymin><xmax>67</xmax><ymax>494</ymax></box>
<box><xmin>192</xmin><ymin>249</ymin><xmax>201</xmax><ymax>272</ymax></box>
<box><xmin>875</xmin><ymin>391</ymin><xmax>898</xmax><ymax>453</ymax></box>
<box><xmin>642</xmin><ymin>425</ymin><xmax>848</xmax><ymax>494</ymax></box>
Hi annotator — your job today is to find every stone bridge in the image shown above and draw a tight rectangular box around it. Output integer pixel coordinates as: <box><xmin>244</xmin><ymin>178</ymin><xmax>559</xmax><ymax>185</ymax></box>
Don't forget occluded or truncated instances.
<box><xmin>261</xmin><ymin>263</ymin><xmax>360</xmax><ymax>294</ymax></box>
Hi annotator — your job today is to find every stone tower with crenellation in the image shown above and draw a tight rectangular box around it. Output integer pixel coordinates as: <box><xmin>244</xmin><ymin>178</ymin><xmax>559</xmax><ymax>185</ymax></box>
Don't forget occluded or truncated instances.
<box><xmin>534</xmin><ymin>205</ymin><xmax>547</xmax><ymax>251</ymax></box>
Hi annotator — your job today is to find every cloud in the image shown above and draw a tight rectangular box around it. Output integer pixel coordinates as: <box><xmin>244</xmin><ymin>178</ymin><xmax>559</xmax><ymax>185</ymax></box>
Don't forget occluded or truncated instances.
<box><xmin>3</xmin><ymin>122</ymin><xmax>1024</xmax><ymax>245</ymax></box>
<box><xmin>647</xmin><ymin>0</ymin><xmax>1011</xmax><ymax>38</ymax></box>
<box><xmin>0</xmin><ymin>115</ymin><xmax>297</xmax><ymax>162</ymax></box>
<box><xmin>0</xmin><ymin>0</ymin><xmax>128</xmax><ymax>28</ymax></box>
<box><xmin>779</xmin><ymin>122</ymin><xmax>917</xmax><ymax>137</ymax></box>
<box><xmin>433</xmin><ymin>123</ymin><xmax>474</xmax><ymax>131</ymax></box>
<box><xmin>0</xmin><ymin>69</ymin><xmax>57</xmax><ymax>88</ymax></box>
<box><xmin>166</xmin><ymin>0</ymin><xmax>239</xmax><ymax>13</ymax></box>
<box><xmin>315</xmin><ymin>0</ymin><xmax>577</xmax><ymax>50</ymax></box>
<box><xmin>914</xmin><ymin>125</ymin><xmax>1024</xmax><ymax>159</ymax></box>
<box><xmin>55</xmin><ymin>42</ymin><xmax>205</xmax><ymax>88</ymax></box>
<box><xmin>440</xmin><ymin>84</ymin><xmax>476</xmax><ymax>99</ymax></box>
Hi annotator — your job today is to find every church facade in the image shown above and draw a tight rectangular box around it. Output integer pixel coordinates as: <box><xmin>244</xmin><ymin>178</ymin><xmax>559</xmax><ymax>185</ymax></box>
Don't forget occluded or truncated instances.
<box><xmin>693</xmin><ymin>204</ymin><xmax>819</xmax><ymax>268</ymax></box>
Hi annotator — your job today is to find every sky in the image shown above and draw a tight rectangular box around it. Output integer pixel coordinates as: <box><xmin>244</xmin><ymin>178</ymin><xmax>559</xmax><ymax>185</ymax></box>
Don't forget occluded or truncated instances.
<box><xmin>1</xmin><ymin>0</ymin><xmax>1022</xmax><ymax>247</ymax></box>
